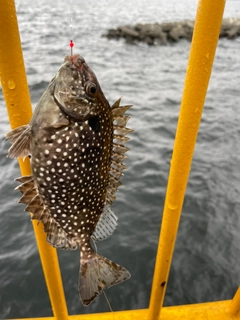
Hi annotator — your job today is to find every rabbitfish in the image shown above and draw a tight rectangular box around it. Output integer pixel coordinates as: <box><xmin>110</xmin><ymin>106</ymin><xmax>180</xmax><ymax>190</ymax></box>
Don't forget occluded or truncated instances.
<box><xmin>6</xmin><ymin>54</ymin><xmax>132</xmax><ymax>306</ymax></box>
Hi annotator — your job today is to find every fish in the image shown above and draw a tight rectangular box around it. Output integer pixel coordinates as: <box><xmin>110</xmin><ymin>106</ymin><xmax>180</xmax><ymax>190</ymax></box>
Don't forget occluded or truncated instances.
<box><xmin>5</xmin><ymin>54</ymin><xmax>132</xmax><ymax>306</ymax></box>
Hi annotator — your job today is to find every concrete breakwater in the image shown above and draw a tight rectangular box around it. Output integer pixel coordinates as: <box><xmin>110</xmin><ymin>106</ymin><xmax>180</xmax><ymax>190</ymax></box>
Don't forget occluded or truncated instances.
<box><xmin>103</xmin><ymin>18</ymin><xmax>240</xmax><ymax>45</ymax></box>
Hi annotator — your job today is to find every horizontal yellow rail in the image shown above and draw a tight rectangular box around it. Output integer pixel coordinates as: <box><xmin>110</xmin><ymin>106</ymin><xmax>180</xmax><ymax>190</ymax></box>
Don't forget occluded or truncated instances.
<box><xmin>228</xmin><ymin>286</ymin><xmax>240</xmax><ymax>317</ymax></box>
<box><xmin>8</xmin><ymin>300</ymin><xmax>239</xmax><ymax>320</ymax></box>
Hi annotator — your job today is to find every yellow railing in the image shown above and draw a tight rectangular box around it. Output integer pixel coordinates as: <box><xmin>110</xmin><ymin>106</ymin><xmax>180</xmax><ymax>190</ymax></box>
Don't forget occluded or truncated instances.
<box><xmin>0</xmin><ymin>0</ymin><xmax>240</xmax><ymax>319</ymax></box>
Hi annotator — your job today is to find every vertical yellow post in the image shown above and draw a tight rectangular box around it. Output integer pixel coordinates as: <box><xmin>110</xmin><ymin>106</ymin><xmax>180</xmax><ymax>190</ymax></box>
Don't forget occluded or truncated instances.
<box><xmin>0</xmin><ymin>1</ymin><xmax>69</xmax><ymax>319</ymax></box>
<box><xmin>228</xmin><ymin>287</ymin><xmax>240</xmax><ymax>317</ymax></box>
<box><xmin>147</xmin><ymin>1</ymin><xmax>226</xmax><ymax>319</ymax></box>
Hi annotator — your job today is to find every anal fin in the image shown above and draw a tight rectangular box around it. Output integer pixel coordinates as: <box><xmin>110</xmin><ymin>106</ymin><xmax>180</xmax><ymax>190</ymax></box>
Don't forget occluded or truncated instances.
<box><xmin>15</xmin><ymin>175</ymin><xmax>78</xmax><ymax>250</ymax></box>
<box><xmin>92</xmin><ymin>204</ymin><xmax>118</xmax><ymax>242</ymax></box>
<box><xmin>15</xmin><ymin>176</ymin><xmax>36</xmax><ymax>204</ymax></box>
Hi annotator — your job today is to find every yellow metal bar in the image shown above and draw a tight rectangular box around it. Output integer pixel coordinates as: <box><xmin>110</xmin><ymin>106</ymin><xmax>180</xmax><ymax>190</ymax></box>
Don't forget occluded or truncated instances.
<box><xmin>8</xmin><ymin>300</ymin><xmax>238</xmax><ymax>320</ymax></box>
<box><xmin>147</xmin><ymin>1</ymin><xmax>226</xmax><ymax>319</ymax></box>
<box><xmin>0</xmin><ymin>1</ymin><xmax>69</xmax><ymax>319</ymax></box>
<box><xmin>228</xmin><ymin>287</ymin><xmax>240</xmax><ymax>317</ymax></box>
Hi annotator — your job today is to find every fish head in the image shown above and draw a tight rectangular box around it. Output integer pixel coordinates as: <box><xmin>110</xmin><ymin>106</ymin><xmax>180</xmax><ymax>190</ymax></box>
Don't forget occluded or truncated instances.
<box><xmin>54</xmin><ymin>54</ymin><xmax>110</xmax><ymax>121</ymax></box>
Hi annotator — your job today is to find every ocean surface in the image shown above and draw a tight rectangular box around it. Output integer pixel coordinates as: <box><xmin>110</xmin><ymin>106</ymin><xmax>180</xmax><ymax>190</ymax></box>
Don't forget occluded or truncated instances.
<box><xmin>1</xmin><ymin>0</ymin><xmax>240</xmax><ymax>318</ymax></box>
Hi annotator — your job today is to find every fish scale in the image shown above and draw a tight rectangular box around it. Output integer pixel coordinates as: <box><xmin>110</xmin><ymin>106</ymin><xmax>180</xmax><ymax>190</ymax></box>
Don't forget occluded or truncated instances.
<box><xmin>32</xmin><ymin>115</ymin><xmax>111</xmax><ymax>239</ymax></box>
<box><xmin>6</xmin><ymin>54</ymin><xmax>132</xmax><ymax>306</ymax></box>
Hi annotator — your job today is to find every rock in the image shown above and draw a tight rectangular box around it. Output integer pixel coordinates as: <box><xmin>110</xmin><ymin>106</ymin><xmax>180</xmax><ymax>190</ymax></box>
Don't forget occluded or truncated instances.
<box><xmin>169</xmin><ymin>24</ymin><xmax>186</xmax><ymax>42</ymax></box>
<box><xmin>154</xmin><ymin>31</ymin><xmax>168</xmax><ymax>45</ymax></box>
<box><xmin>226</xmin><ymin>25</ymin><xmax>240</xmax><ymax>39</ymax></box>
<box><xmin>220</xmin><ymin>18</ymin><xmax>240</xmax><ymax>38</ymax></box>
<box><xmin>182</xmin><ymin>20</ymin><xmax>194</xmax><ymax>41</ymax></box>
<box><xmin>145</xmin><ymin>36</ymin><xmax>155</xmax><ymax>46</ymax></box>
<box><xmin>161</xmin><ymin>22</ymin><xmax>175</xmax><ymax>32</ymax></box>
<box><xmin>118</xmin><ymin>26</ymin><xmax>139</xmax><ymax>38</ymax></box>
<box><xmin>146</xmin><ymin>23</ymin><xmax>161</xmax><ymax>37</ymax></box>
<box><xmin>158</xmin><ymin>31</ymin><xmax>168</xmax><ymax>45</ymax></box>
<box><xmin>105</xmin><ymin>28</ymin><xmax>120</xmax><ymax>39</ymax></box>
<box><xmin>103</xmin><ymin>18</ymin><xmax>240</xmax><ymax>46</ymax></box>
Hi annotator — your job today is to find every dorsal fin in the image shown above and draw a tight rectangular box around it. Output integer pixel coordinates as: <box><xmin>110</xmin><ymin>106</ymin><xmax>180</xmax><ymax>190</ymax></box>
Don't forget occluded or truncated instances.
<box><xmin>92</xmin><ymin>204</ymin><xmax>118</xmax><ymax>242</ymax></box>
<box><xmin>6</xmin><ymin>125</ymin><xmax>32</xmax><ymax>159</ymax></box>
<box><xmin>112</xmin><ymin>105</ymin><xmax>132</xmax><ymax>116</ymax></box>
<box><xmin>105</xmin><ymin>99</ymin><xmax>132</xmax><ymax>206</ymax></box>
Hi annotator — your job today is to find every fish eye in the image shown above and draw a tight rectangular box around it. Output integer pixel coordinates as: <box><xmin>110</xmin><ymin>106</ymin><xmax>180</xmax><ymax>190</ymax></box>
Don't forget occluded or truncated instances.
<box><xmin>86</xmin><ymin>82</ymin><xmax>97</xmax><ymax>95</ymax></box>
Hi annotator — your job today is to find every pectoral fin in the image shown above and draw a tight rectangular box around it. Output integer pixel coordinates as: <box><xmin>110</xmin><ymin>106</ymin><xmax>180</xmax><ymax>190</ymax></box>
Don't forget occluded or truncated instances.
<box><xmin>6</xmin><ymin>125</ymin><xmax>32</xmax><ymax>159</ymax></box>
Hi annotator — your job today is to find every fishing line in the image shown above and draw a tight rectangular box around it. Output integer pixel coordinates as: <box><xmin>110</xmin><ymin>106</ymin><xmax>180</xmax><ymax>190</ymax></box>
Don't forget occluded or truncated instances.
<box><xmin>69</xmin><ymin>40</ymin><xmax>74</xmax><ymax>56</ymax></box>
<box><xmin>92</xmin><ymin>239</ymin><xmax>114</xmax><ymax>313</ymax></box>
<box><xmin>103</xmin><ymin>291</ymin><xmax>113</xmax><ymax>312</ymax></box>
<box><xmin>69</xmin><ymin>0</ymin><xmax>74</xmax><ymax>56</ymax></box>
<box><xmin>92</xmin><ymin>239</ymin><xmax>98</xmax><ymax>253</ymax></box>
<box><xmin>67</xmin><ymin>3</ymin><xmax>116</xmax><ymax>314</ymax></box>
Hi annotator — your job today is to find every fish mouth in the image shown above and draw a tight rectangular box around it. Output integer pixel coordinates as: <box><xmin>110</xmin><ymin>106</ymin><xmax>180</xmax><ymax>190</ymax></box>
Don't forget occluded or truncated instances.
<box><xmin>53</xmin><ymin>54</ymin><xmax>99</xmax><ymax>121</ymax></box>
<box><xmin>64</xmin><ymin>54</ymin><xmax>87</xmax><ymax>73</ymax></box>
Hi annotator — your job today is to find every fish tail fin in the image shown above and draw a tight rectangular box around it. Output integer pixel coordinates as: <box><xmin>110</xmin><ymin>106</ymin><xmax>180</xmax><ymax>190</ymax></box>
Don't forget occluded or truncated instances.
<box><xmin>79</xmin><ymin>250</ymin><xmax>130</xmax><ymax>306</ymax></box>
<box><xmin>5</xmin><ymin>125</ymin><xmax>32</xmax><ymax>159</ymax></box>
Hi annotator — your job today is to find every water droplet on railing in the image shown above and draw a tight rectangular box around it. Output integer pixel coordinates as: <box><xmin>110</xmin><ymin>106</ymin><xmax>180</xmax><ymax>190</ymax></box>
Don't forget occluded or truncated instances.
<box><xmin>167</xmin><ymin>202</ymin><xmax>178</xmax><ymax>211</ymax></box>
<box><xmin>8</xmin><ymin>80</ymin><xmax>15</xmax><ymax>89</ymax></box>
